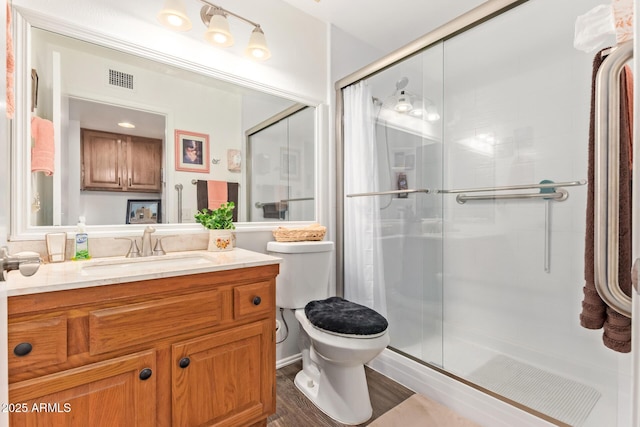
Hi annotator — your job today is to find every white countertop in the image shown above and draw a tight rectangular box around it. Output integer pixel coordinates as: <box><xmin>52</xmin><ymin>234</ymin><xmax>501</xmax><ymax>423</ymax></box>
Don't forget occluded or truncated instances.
<box><xmin>5</xmin><ymin>248</ymin><xmax>281</xmax><ymax>297</ymax></box>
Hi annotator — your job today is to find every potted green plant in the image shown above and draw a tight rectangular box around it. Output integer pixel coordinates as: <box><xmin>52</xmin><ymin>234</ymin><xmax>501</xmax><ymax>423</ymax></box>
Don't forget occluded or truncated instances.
<box><xmin>194</xmin><ymin>202</ymin><xmax>236</xmax><ymax>251</ymax></box>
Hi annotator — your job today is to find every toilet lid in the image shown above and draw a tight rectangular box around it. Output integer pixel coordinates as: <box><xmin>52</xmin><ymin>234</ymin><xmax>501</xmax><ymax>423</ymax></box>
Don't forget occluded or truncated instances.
<box><xmin>304</xmin><ymin>297</ymin><xmax>388</xmax><ymax>337</ymax></box>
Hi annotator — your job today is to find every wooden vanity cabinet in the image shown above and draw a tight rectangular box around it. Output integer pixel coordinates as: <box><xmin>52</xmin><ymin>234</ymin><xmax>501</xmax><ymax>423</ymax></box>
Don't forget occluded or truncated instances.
<box><xmin>7</xmin><ymin>264</ymin><xmax>278</xmax><ymax>427</ymax></box>
<box><xmin>81</xmin><ymin>128</ymin><xmax>163</xmax><ymax>193</ymax></box>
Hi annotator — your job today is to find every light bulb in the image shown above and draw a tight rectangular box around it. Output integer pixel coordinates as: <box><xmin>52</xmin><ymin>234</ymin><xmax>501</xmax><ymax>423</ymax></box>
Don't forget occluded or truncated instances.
<box><xmin>204</xmin><ymin>9</ymin><xmax>234</xmax><ymax>47</ymax></box>
<box><xmin>245</xmin><ymin>26</ymin><xmax>271</xmax><ymax>60</ymax></box>
<box><xmin>394</xmin><ymin>91</ymin><xmax>413</xmax><ymax>112</ymax></box>
<box><xmin>157</xmin><ymin>0</ymin><xmax>192</xmax><ymax>31</ymax></box>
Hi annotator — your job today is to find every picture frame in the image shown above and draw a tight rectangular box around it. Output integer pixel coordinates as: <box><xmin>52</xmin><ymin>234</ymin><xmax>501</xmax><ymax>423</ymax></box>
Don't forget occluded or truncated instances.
<box><xmin>174</xmin><ymin>129</ymin><xmax>210</xmax><ymax>173</ymax></box>
<box><xmin>280</xmin><ymin>148</ymin><xmax>300</xmax><ymax>180</ymax></box>
<box><xmin>227</xmin><ymin>149</ymin><xmax>241</xmax><ymax>172</ymax></box>
<box><xmin>126</xmin><ymin>199</ymin><xmax>161</xmax><ymax>224</ymax></box>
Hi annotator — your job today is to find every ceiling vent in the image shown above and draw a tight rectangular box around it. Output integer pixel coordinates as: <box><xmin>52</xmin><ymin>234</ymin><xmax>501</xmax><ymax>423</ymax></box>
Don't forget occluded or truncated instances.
<box><xmin>108</xmin><ymin>69</ymin><xmax>134</xmax><ymax>90</ymax></box>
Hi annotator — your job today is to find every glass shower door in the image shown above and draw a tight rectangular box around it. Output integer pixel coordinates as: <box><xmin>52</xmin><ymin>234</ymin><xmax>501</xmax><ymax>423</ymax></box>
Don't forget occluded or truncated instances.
<box><xmin>342</xmin><ymin>0</ymin><xmax>627</xmax><ymax>425</ymax></box>
<box><xmin>439</xmin><ymin>0</ymin><xmax>624</xmax><ymax>425</ymax></box>
<box><xmin>345</xmin><ymin>43</ymin><xmax>445</xmax><ymax>367</ymax></box>
<box><xmin>247</xmin><ymin>106</ymin><xmax>315</xmax><ymax>222</ymax></box>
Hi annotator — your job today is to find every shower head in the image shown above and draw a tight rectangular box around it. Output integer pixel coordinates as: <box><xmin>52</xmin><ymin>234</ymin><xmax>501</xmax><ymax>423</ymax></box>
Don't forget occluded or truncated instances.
<box><xmin>395</xmin><ymin>77</ymin><xmax>409</xmax><ymax>91</ymax></box>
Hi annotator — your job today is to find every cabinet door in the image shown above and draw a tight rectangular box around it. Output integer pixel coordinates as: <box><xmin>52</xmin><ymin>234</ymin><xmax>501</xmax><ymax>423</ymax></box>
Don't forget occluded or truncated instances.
<box><xmin>10</xmin><ymin>350</ymin><xmax>156</xmax><ymax>427</ymax></box>
<box><xmin>126</xmin><ymin>136</ymin><xmax>163</xmax><ymax>192</ymax></box>
<box><xmin>172</xmin><ymin>320</ymin><xmax>274</xmax><ymax>427</ymax></box>
<box><xmin>81</xmin><ymin>129</ymin><xmax>124</xmax><ymax>191</ymax></box>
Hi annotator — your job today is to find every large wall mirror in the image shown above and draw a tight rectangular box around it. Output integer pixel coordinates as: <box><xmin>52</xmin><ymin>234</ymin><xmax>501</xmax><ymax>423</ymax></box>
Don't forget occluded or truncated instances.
<box><xmin>11</xmin><ymin>9</ymin><xmax>319</xmax><ymax>239</ymax></box>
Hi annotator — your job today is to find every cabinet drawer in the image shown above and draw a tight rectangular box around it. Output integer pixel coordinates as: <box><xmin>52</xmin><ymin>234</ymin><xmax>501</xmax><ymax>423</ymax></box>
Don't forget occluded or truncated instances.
<box><xmin>89</xmin><ymin>290</ymin><xmax>221</xmax><ymax>355</ymax></box>
<box><xmin>8</xmin><ymin>316</ymin><xmax>67</xmax><ymax>370</ymax></box>
<box><xmin>234</xmin><ymin>281</ymin><xmax>273</xmax><ymax>319</ymax></box>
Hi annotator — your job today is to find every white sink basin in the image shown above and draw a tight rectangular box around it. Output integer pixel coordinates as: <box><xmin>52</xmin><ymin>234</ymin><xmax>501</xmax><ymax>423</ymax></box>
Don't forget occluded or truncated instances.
<box><xmin>80</xmin><ymin>253</ymin><xmax>215</xmax><ymax>275</ymax></box>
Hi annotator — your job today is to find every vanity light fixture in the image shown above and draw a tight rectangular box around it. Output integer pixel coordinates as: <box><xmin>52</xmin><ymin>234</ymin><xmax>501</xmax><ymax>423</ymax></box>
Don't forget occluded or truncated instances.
<box><xmin>118</xmin><ymin>121</ymin><xmax>136</xmax><ymax>129</ymax></box>
<box><xmin>203</xmin><ymin>7</ymin><xmax>234</xmax><ymax>47</ymax></box>
<box><xmin>394</xmin><ymin>91</ymin><xmax>413</xmax><ymax>113</ymax></box>
<box><xmin>157</xmin><ymin>0</ymin><xmax>193</xmax><ymax>31</ymax></box>
<box><xmin>408</xmin><ymin>99</ymin><xmax>441</xmax><ymax>121</ymax></box>
<box><xmin>425</xmin><ymin>104</ymin><xmax>441</xmax><ymax>121</ymax></box>
<box><xmin>157</xmin><ymin>0</ymin><xmax>271</xmax><ymax>60</ymax></box>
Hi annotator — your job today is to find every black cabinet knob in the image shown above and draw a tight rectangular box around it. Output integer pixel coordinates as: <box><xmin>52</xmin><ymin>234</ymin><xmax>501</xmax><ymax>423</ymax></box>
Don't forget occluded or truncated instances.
<box><xmin>179</xmin><ymin>357</ymin><xmax>190</xmax><ymax>368</ymax></box>
<box><xmin>13</xmin><ymin>342</ymin><xmax>33</xmax><ymax>357</ymax></box>
<box><xmin>253</xmin><ymin>296</ymin><xmax>261</xmax><ymax>306</ymax></box>
<box><xmin>139</xmin><ymin>368</ymin><xmax>153</xmax><ymax>381</ymax></box>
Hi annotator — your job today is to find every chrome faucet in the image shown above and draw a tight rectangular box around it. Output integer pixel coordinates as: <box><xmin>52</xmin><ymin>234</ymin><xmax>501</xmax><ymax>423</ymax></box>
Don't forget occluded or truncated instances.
<box><xmin>140</xmin><ymin>226</ymin><xmax>156</xmax><ymax>257</ymax></box>
<box><xmin>0</xmin><ymin>247</ymin><xmax>41</xmax><ymax>281</ymax></box>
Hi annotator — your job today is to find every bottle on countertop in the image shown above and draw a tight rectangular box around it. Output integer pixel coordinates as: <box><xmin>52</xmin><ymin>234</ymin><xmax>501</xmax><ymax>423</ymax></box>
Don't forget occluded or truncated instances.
<box><xmin>72</xmin><ymin>216</ymin><xmax>91</xmax><ymax>260</ymax></box>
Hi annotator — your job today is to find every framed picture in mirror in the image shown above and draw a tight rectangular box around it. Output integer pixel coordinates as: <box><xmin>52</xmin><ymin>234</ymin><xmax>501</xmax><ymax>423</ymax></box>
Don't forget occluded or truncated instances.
<box><xmin>126</xmin><ymin>199</ymin><xmax>161</xmax><ymax>224</ymax></box>
<box><xmin>175</xmin><ymin>129</ymin><xmax>210</xmax><ymax>173</ymax></box>
<box><xmin>280</xmin><ymin>148</ymin><xmax>300</xmax><ymax>180</ymax></box>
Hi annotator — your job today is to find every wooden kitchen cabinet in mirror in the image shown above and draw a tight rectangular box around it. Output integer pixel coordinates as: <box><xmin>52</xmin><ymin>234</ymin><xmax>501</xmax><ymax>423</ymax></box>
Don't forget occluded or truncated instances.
<box><xmin>81</xmin><ymin>129</ymin><xmax>162</xmax><ymax>193</ymax></box>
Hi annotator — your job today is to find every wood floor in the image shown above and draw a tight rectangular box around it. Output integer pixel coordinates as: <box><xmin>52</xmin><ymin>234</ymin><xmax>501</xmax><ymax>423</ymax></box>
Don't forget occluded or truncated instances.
<box><xmin>267</xmin><ymin>361</ymin><xmax>415</xmax><ymax>427</ymax></box>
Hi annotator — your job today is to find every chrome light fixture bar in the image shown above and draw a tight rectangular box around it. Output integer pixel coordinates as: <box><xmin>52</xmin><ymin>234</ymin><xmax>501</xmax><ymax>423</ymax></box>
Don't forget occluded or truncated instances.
<box><xmin>157</xmin><ymin>0</ymin><xmax>271</xmax><ymax>60</ymax></box>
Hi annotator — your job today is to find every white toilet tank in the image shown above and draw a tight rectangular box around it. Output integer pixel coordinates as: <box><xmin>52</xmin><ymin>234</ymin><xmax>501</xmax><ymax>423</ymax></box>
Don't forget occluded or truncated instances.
<box><xmin>266</xmin><ymin>240</ymin><xmax>334</xmax><ymax>309</ymax></box>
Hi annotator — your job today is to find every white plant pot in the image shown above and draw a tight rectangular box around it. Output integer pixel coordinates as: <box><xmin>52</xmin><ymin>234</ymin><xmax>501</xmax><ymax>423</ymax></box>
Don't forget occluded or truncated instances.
<box><xmin>207</xmin><ymin>229</ymin><xmax>235</xmax><ymax>252</ymax></box>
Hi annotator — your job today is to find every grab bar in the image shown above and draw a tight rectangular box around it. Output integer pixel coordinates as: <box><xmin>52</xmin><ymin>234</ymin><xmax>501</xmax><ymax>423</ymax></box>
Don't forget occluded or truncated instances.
<box><xmin>346</xmin><ymin>188</ymin><xmax>430</xmax><ymax>198</ymax></box>
<box><xmin>439</xmin><ymin>179</ymin><xmax>585</xmax><ymax>194</ymax></box>
<box><xmin>594</xmin><ymin>41</ymin><xmax>633</xmax><ymax>318</ymax></box>
<box><xmin>175</xmin><ymin>184</ymin><xmax>183</xmax><ymax>223</ymax></box>
<box><xmin>456</xmin><ymin>189</ymin><xmax>568</xmax><ymax>204</ymax></box>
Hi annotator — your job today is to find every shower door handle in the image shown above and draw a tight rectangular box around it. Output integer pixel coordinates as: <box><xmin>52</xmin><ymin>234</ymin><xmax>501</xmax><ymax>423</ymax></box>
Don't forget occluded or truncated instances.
<box><xmin>593</xmin><ymin>40</ymin><xmax>633</xmax><ymax>318</ymax></box>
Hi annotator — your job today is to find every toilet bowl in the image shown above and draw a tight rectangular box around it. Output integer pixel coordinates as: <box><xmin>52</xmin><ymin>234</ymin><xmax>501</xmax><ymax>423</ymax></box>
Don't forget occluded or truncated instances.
<box><xmin>294</xmin><ymin>307</ymin><xmax>390</xmax><ymax>425</ymax></box>
<box><xmin>266</xmin><ymin>241</ymin><xmax>390</xmax><ymax>425</ymax></box>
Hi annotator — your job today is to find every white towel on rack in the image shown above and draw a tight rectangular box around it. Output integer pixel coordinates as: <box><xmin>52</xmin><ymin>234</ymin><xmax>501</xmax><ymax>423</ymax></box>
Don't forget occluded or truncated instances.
<box><xmin>574</xmin><ymin>4</ymin><xmax>616</xmax><ymax>53</ymax></box>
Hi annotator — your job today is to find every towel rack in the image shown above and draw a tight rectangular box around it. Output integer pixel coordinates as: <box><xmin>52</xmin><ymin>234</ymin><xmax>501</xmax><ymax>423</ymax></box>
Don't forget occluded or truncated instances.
<box><xmin>455</xmin><ymin>189</ymin><xmax>569</xmax><ymax>204</ymax></box>
<box><xmin>438</xmin><ymin>179</ymin><xmax>585</xmax><ymax>204</ymax></box>
<box><xmin>442</xmin><ymin>179</ymin><xmax>586</xmax><ymax>273</ymax></box>
<box><xmin>254</xmin><ymin>197</ymin><xmax>314</xmax><ymax>208</ymax></box>
<box><xmin>346</xmin><ymin>188</ymin><xmax>431</xmax><ymax>198</ymax></box>
<box><xmin>594</xmin><ymin>40</ymin><xmax>633</xmax><ymax>318</ymax></box>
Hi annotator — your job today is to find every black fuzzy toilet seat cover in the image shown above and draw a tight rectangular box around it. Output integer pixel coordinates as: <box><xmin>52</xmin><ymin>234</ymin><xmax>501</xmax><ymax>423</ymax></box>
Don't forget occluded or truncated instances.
<box><xmin>304</xmin><ymin>297</ymin><xmax>388</xmax><ymax>336</ymax></box>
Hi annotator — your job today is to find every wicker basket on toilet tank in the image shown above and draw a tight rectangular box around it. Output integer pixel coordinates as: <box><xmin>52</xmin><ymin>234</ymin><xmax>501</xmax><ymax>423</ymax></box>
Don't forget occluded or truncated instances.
<box><xmin>272</xmin><ymin>223</ymin><xmax>326</xmax><ymax>242</ymax></box>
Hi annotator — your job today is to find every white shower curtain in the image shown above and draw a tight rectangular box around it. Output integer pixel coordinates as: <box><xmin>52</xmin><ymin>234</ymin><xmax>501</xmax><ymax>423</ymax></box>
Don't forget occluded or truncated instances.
<box><xmin>343</xmin><ymin>82</ymin><xmax>387</xmax><ymax>316</ymax></box>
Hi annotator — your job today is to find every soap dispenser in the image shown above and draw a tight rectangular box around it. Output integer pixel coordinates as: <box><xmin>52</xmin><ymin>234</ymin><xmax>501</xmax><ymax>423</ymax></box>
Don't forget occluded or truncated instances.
<box><xmin>73</xmin><ymin>216</ymin><xmax>91</xmax><ymax>260</ymax></box>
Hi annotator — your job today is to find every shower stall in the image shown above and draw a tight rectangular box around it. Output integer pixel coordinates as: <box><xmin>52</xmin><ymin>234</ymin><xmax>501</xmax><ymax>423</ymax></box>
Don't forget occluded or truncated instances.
<box><xmin>337</xmin><ymin>0</ymin><xmax>634</xmax><ymax>426</ymax></box>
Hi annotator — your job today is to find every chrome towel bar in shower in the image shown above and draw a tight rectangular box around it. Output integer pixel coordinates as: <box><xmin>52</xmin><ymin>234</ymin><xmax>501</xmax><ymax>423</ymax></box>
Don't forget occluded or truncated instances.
<box><xmin>455</xmin><ymin>189</ymin><xmax>569</xmax><ymax>204</ymax></box>
<box><xmin>346</xmin><ymin>188</ymin><xmax>431</xmax><ymax>198</ymax></box>
<box><xmin>437</xmin><ymin>179</ymin><xmax>585</xmax><ymax>204</ymax></box>
<box><xmin>254</xmin><ymin>197</ymin><xmax>314</xmax><ymax>208</ymax></box>
<box><xmin>594</xmin><ymin>40</ymin><xmax>633</xmax><ymax>318</ymax></box>
<box><xmin>438</xmin><ymin>179</ymin><xmax>586</xmax><ymax>194</ymax></box>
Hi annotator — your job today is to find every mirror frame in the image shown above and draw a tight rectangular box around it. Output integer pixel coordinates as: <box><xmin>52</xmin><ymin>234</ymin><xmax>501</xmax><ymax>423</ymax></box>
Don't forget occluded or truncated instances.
<box><xmin>10</xmin><ymin>7</ymin><xmax>327</xmax><ymax>240</ymax></box>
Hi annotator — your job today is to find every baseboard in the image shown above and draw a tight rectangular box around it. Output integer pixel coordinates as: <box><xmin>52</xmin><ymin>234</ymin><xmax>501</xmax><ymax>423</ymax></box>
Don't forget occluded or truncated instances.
<box><xmin>367</xmin><ymin>349</ymin><xmax>554</xmax><ymax>427</ymax></box>
<box><xmin>276</xmin><ymin>353</ymin><xmax>302</xmax><ymax>370</ymax></box>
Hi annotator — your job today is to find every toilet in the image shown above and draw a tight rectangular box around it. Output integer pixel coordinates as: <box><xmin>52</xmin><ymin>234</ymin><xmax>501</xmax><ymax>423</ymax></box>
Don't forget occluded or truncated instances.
<box><xmin>267</xmin><ymin>240</ymin><xmax>390</xmax><ymax>425</ymax></box>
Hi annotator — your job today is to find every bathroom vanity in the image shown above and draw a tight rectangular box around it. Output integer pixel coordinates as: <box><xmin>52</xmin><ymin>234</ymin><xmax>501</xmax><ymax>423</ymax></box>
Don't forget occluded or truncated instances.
<box><xmin>5</xmin><ymin>249</ymin><xmax>279</xmax><ymax>427</ymax></box>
